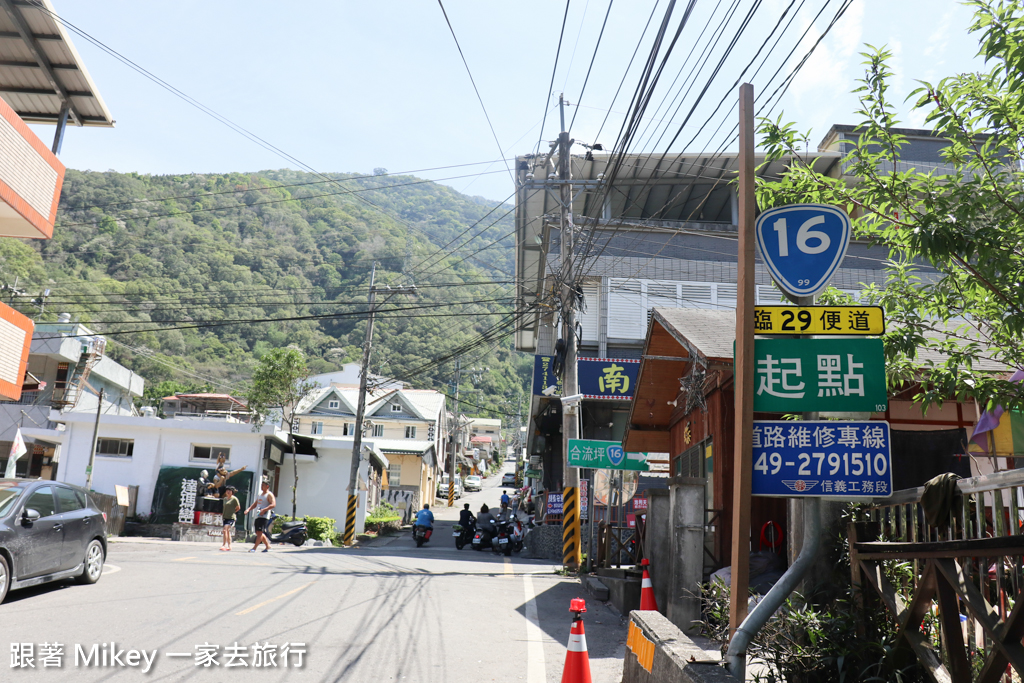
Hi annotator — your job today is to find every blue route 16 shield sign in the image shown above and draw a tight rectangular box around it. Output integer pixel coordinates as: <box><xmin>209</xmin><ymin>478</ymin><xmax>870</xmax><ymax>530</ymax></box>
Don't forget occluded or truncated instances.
<box><xmin>755</xmin><ymin>204</ymin><xmax>852</xmax><ymax>298</ymax></box>
<box><xmin>606</xmin><ymin>445</ymin><xmax>626</xmax><ymax>467</ymax></box>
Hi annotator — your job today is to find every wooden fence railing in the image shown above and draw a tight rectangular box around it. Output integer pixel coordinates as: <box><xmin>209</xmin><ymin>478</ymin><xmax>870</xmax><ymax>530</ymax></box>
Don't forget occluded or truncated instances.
<box><xmin>91</xmin><ymin>492</ymin><xmax>127</xmax><ymax>537</ymax></box>
<box><xmin>852</xmin><ymin>468</ymin><xmax>1024</xmax><ymax>683</ymax></box>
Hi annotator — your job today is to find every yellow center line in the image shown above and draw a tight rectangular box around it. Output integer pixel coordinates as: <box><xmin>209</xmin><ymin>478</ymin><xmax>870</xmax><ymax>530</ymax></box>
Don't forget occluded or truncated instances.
<box><xmin>170</xmin><ymin>558</ymin><xmax>272</xmax><ymax>567</ymax></box>
<box><xmin>504</xmin><ymin>556</ymin><xmax>514</xmax><ymax>577</ymax></box>
<box><xmin>236</xmin><ymin>582</ymin><xmax>314</xmax><ymax>616</ymax></box>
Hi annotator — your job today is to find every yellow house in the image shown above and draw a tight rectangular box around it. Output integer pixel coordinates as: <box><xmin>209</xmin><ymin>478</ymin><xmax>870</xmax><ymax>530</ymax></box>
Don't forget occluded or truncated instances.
<box><xmin>294</xmin><ymin>385</ymin><xmax>447</xmax><ymax>521</ymax></box>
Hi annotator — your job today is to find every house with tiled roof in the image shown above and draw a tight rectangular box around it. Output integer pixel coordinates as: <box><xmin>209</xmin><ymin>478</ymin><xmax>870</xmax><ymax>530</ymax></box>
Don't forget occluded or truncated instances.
<box><xmin>286</xmin><ymin>385</ymin><xmax>449</xmax><ymax>524</ymax></box>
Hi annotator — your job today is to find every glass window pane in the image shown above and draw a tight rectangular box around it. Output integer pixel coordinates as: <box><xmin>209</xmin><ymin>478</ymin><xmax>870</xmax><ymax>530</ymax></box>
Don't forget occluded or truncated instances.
<box><xmin>56</xmin><ymin>486</ymin><xmax>83</xmax><ymax>512</ymax></box>
<box><xmin>26</xmin><ymin>487</ymin><xmax>56</xmax><ymax>518</ymax></box>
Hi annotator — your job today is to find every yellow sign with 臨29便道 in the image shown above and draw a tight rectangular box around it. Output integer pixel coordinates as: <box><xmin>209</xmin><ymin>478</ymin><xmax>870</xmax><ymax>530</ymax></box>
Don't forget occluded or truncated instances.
<box><xmin>753</xmin><ymin>305</ymin><xmax>884</xmax><ymax>335</ymax></box>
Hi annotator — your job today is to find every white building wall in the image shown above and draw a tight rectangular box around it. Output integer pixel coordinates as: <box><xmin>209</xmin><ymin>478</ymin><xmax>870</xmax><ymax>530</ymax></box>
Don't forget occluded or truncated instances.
<box><xmin>56</xmin><ymin>414</ymin><xmax>271</xmax><ymax>516</ymax></box>
<box><xmin>275</xmin><ymin>441</ymin><xmax>370</xmax><ymax>536</ymax></box>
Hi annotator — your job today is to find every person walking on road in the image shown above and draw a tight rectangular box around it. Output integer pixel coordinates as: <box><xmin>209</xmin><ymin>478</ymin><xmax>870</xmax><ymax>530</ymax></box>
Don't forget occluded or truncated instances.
<box><xmin>500</xmin><ymin>490</ymin><xmax>510</xmax><ymax>513</ymax></box>
<box><xmin>245</xmin><ymin>477</ymin><xmax>276</xmax><ymax>553</ymax></box>
<box><xmin>220</xmin><ymin>485</ymin><xmax>240</xmax><ymax>551</ymax></box>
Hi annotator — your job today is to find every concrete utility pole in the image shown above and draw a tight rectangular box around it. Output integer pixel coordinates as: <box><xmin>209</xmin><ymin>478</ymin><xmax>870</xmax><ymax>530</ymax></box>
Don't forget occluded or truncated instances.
<box><xmin>558</xmin><ymin>94</ymin><xmax>582</xmax><ymax>570</ymax></box>
<box><xmin>448</xmin><ymin>360</ymin><xmax>461</xmax><ymax>508</ymax></box>
<box><xmin>344</xmin><ymin>264</ymin><xmax>416</xmax><ymax>545</ymax></box>
<box><xmin>729</xmin><ymin>83</ymin><xmax>756</xmax><ymax>636</ymax></box>
<box><xmin>85</xmin><ymin>388</ymin><xmax>104</xmax><ymax>490</ymax></box>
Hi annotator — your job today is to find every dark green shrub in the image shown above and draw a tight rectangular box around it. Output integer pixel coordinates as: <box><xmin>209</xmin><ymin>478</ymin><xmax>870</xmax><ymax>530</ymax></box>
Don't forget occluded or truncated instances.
<box><xmin>366</xmin><ymin>502</ymin><xmax>401</xmax><ymax>535</ymax></box>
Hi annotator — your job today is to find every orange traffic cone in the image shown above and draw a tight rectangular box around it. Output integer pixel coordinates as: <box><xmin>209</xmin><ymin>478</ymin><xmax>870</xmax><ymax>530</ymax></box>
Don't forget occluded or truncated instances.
<box><xmin>561</xmin><ymin>598</ymin><xmax>592</xmax><ymax>683</ymax></box>
<box><xmin>639</xmin><ymin>558</ymin><xmax>659</xmax><ymax>611</ymax></box>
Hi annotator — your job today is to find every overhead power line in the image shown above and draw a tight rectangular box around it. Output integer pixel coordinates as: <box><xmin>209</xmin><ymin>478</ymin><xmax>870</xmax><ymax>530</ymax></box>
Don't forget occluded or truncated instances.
<box><xmin>436</xmin><ymin>0</ymin><xmax>514</xmax><ymax>185</ymax></box>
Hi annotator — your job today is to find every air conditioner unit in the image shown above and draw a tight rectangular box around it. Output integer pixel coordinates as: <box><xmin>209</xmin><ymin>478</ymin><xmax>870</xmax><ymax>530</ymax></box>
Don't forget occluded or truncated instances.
<box><xmin>530</xmin><ymin>456</ymin><xmax>541</xmax><ymax>467</ymax></box>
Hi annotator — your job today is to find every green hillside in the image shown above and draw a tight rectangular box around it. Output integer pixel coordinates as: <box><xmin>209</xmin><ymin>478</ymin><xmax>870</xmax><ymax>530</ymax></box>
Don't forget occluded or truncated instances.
<box><xmin>0</xmin><ymin>169</ymin><xmax>529</xmax><ymax>419</ymax></box>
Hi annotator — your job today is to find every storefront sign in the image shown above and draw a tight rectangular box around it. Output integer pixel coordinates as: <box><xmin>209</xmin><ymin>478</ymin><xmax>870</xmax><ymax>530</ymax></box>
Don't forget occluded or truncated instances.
<box><xmin>546</xmin><ymin>492</ymin><xmax>563</xmax><ymax>516</ymax></box>
<box><xmin>752</xmin><ymin>338</ymin><xmax>887</xmax><ymax>413</ymax></box>
<box><xmin>753</xmin><ymin>306</ymin><xmax>884</xmax><ymax>335</ymax></box>
<box><xmin>532</xmin><ymin>355</ymin><xmax>563</xmax><ymax>397</ymax></box>
<box><xmin>567</xmin><ymin>439</ymin><xmax>650</xmax><ymax>471</ymax></box>
<box><xmin>532</xmin><ymin>356</ymin><xmax>639</xmax><ymax>400</ymax></box>
<box><xmin>580</xmin><ymin>479</ymin><xmax>588</xmax><ymax>520</ymax></box>
<box><xmin>578</xmin><ymin>358</ymin><xmax>639</xmax><ymax>399</ymax></box>
<box><xmin>751</xmin><ymin>420</ymin><xmax>892</xmax><ymax>499</ymax></box>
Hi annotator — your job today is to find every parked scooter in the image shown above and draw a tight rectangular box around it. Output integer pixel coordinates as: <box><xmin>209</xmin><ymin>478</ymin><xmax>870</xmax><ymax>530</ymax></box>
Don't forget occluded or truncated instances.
<box><xmin>494</xmin><ymin>521</ymin><xmax>511</xmax><ymax>555</ymax></box>
<box><xmin>507</xmin><ymin>517</ymin><xmax>525</xmax><ymax>554</ymax></box>
<box><xmin>268</xmin><ymin>519</ymin><xmax>308</xmax><ymax>546</ymax></box>
<box><xmin>471</xmin><ymin>525</ymin><xmax>493</xmax><ymax>551</ymax></box>
<box><xmin>454</xmin><ymin>523</ymin><xmax>474</xmax><ymax>550</ymax></box>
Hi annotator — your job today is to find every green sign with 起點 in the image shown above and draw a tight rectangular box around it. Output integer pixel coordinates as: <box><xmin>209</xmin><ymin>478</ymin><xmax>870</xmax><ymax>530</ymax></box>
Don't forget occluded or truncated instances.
<box><xmin>753</xmin><ymin>338</ymin><xmax>887</xmax><ymax>413</ymax></box>
<box><xmin>567</xmin><ymin>439</ymin><xmax>650</xmax><ymax>471</ymax></box>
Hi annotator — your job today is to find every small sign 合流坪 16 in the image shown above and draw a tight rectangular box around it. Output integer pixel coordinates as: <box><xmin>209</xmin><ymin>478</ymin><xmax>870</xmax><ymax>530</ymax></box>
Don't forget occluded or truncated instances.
<box><xmin>750</xmin><ymin>421</ymin><xmax>892</xmax><ymax>499</ymax></box>
<box><xmin>567</xmin><ymin>438</ymin><xmax>650</xmax><ymax>471</ymax></box>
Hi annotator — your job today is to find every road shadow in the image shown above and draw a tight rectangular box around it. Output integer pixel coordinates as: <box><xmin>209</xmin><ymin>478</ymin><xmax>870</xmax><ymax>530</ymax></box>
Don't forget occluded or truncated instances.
<box><xmin>515</xmin><ymin>578</ymin><xmax>629</xmax><ymax>659</ymax></box>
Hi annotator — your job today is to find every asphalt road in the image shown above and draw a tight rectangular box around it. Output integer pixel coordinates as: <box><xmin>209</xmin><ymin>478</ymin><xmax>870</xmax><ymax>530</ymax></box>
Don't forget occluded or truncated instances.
<box><xmin>3</xmin><ymin>463</ymin><xmax>628</xmax><ymax>682</ymax></box>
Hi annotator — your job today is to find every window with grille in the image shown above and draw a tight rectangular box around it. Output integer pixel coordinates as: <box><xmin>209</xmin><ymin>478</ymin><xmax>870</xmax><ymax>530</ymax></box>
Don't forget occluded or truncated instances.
<box><xmin>191</xmin><ymin>444</ymin><xmax>231</xmax><ymax>462</ymax></box>
<box><xmin>372</xmin><ymin>424</ymin><xmax>384</xmax><ymax>437</ymax></box>
<box><xmin>387</xmin><ymin>464</ymin><xmax>401</xmax><ymax>484</ymax></box>
<box><xmin>96</xmin><ymin>438</ymin><xmax>134</xmax><ymax>457</ymax></box>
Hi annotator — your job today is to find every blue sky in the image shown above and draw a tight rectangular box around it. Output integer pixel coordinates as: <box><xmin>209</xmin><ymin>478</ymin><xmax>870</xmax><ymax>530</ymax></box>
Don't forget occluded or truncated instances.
<box><xmin>35</xmin><ymin>0</ymin><xmax>986</xmax><ymax>204</ymax></box>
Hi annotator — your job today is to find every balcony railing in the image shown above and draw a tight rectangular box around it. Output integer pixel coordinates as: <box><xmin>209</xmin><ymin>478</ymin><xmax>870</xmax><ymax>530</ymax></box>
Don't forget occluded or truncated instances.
<box><xmin>167</xmin><ymin>411</ymin><xmax>252</xmax><ymax>424</ymax></box>
<box><xmin>0</xmin><ymin>389</ymin><xmax>48</xmax><ymax>406</ymax></box>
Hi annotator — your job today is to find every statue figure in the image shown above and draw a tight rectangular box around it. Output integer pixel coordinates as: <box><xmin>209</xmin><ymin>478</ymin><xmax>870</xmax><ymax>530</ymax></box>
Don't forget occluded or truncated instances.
<box><xmin>208</xmin><ymin>455</ymin><xmax>247</xmax><ymax>498</ymax></box>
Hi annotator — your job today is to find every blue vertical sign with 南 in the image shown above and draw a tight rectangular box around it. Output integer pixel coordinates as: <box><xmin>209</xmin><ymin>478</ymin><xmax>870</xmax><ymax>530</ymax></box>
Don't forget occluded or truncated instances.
<box><xmin>532</xmin><ymin>356</ymin><xmax>638</xmax><ymax>399</ymax></box>
<box><xmin>755</xmin><ymin>204</ymin><xmax>852</xmax><ymax>298</ymax></box>
<box><xmin>750</xmin><ymin>420</ymin><xmax>892</xmax><ymax>498</ymax></box>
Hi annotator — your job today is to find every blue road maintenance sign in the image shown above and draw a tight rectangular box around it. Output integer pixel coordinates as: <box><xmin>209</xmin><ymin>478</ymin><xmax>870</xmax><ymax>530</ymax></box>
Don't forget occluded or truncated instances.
<box><xmin>755</xmin><ymin>203</ymin><xmax>852</xmax><ymax>298</ymax></box>
<box><xmin>751</xmin><ymin>420</ymin><xmax>892</xmax><ymax>499</ymax></box>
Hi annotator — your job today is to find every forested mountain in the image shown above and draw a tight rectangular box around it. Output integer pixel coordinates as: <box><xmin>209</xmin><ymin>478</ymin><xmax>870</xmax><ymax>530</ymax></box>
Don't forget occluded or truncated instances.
<box><xmin>0</xmin><ymin>168</ymin><xmax>529</xmax><ymax>419</ymax></box>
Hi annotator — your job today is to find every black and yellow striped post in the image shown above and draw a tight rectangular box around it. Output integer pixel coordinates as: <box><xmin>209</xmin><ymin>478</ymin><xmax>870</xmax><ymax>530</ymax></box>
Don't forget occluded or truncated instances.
<box><xmin>343</xmin><ymin>494</ymin><xmax>358</xmax><ymax>546</ymax></box>
<box><xmin>448</xmin><ymin>481</ymin><xmax>455</xmax><ymax>507</ymax></box>
<box><xmin>562</xmin><ymin>485</ymin><xmax>581</xmax><ymax>568</ymax></box>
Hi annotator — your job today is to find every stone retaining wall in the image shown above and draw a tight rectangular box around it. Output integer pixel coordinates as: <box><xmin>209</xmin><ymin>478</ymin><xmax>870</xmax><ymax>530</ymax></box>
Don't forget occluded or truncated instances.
<box><xmin>622</xmin><ymin>610</ymin><xmax>736</xmax><ymax>683</ymax></box>
<box><xmin>523</xmin><ymin>522</ymin><xmax>593</xmax><ymax>561</ymax></box>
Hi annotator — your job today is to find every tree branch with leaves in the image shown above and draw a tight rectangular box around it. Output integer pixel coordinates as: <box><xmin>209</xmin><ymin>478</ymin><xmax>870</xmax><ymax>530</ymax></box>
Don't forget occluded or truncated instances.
<box><xmin>756</xmin><ymin>2</ymin><xmax>1024</xmax><ymax>412</ymax></box>
<box><xmin>245</xmin><ymin>347</ymin><xmax>318</xmax><ymax>518</ymax></box>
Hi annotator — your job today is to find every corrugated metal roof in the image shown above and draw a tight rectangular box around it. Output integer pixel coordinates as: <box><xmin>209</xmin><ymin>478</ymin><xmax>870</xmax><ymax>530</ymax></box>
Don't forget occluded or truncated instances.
<box><xmin>0</xmin><ymin>0</ymin><xmax>113</xmax><ymax>126</ymax></box>
<box><xmin>514</xmin><ymin>150</ymin><xmax>841</xmax><ymax>351</ymax></box>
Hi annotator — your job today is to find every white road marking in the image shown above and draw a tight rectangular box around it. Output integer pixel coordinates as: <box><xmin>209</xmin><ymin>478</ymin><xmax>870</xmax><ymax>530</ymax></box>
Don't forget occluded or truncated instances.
<box><xmin>523</xmin><ymin>574</ymin><xmax>546</xmax><ymax>683</ymax></box>
<box><xmin>102</xmin><ymin>564</ymin><xmax>121</xmax><ymax>575</ymax></box>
